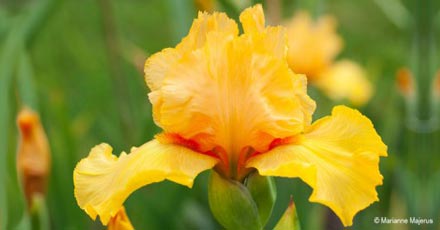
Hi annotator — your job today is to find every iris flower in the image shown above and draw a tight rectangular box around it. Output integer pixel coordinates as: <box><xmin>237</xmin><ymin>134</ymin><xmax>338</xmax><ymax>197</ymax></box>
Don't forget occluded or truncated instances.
<box><xmin>285</xmin><ymin>11</ymin><xmax>342</xmax><ymax>81</ymax></box>
<box><xmin>285</xmin><ymin>11</ymin><xmax>372</xmax><ymax>106</ymax></box>
<box><xmin>315</xmin><ymin>60</ymin><xmax>372</xmax><ymax>106</ymax></box>
<box><xmin>74</xmin><ymin>5</ymin><xmax>387</xmax><ymax>227</ymax></box>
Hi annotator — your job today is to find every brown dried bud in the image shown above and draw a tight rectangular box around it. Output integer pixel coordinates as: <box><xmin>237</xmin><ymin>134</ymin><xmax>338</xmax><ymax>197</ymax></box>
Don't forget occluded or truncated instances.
<box><xmin>16</xmin><ymin>108</ymin><xmax>51</xmax><ymax>208</ymax></box>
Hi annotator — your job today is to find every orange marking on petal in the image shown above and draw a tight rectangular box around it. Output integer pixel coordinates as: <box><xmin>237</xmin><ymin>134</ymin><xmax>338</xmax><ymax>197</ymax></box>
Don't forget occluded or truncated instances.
<box><xmin>211</xmin><ymin>146</ymin><xmax>229</xmax><ymax>169</ymax></box>
<box><xmin>156</xmin><ymin>133</ymin><xmax>201</xmax><ymax>152</ymax></box>
<box><xmin>269</xmin><ymin>136</ymin><xmax>298</xmax><ymax>150</ymax></box>
<box><xmin>236</xmin><ymin>147</ymin><xmax>256</xmax><ymax>180</ymax></box>
<box><xmin>156</xmin><ymin>133</ymin><xmax>223</xmax><ymax>162</ymax></box>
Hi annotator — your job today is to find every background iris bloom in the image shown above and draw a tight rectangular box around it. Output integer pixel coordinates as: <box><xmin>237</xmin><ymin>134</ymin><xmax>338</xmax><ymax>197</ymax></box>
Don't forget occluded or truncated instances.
<box><xmin>285</xmin><ymin>11</ymin><xmax>373</xmax><ymax>106</ymax></box>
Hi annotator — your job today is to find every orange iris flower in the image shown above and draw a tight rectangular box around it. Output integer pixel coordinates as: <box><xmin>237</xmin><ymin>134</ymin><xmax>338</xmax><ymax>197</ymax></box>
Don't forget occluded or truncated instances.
<box><xmin>74</xmin><ymin>5</ymin><xmax>387</xmax><ymax>227</ymax></box>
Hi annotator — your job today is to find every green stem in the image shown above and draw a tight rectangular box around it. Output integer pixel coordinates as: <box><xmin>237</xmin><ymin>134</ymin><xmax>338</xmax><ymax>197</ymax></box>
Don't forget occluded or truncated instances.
<box><xmin>30</xmin><ymin>195</ymin><xmax>49</xmax><ymax>230</ymax></box>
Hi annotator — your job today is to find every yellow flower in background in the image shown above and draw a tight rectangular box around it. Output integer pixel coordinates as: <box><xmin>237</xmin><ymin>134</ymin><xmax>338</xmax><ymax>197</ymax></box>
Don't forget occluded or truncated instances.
<box><xmin>285</xmin><ymin>11</ymin><xmax>373</xmax><ymax>105</ymax></box>
<box><xmin>74</xmin><ymin>5</ymin><xmax>387</xmax><ymax>227</ymax></box>
<box><xmin>285</xmin><ymin>11</ymin><xmax>342</xmax><ymax>80</ymax></box>
<box><xmin>315</xmin><ymin>60</ymin><xmax>373</xmax><ymax>106</ymax></box>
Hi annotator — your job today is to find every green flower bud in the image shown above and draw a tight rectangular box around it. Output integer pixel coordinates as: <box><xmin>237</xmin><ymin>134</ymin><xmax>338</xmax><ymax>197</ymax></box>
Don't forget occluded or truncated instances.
<box><xmin>208</xmin><ymin>171</ymin><xmax>262</xmax><ymax>230</ymax></box>
<box><xmin>245</xmin><ymin>172</ymin><xmax>276</xmax><ymax>226</ymax></box>
<box><xmin>274</xmin><ymin>197</ymin><xmax>301</xmax><ymax>230</ymax></box>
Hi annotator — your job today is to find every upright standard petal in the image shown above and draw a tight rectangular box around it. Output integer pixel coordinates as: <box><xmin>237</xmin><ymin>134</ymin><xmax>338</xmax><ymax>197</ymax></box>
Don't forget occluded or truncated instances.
<box><xmin>144</xmin><ymin>11</ymin><xmax>238</xmax><ymax>91</ymax></box>
<box><xmin>144</xmin><ymin>5</ymin><xmax>316</xmax><ymax>160</ymax></box>
<box><xmin>247</xmin><ymin>106</ymin><xmax>387</xmax><ymax>226</ymax></box>
<box><xmin>240</xmin><ymin>4</ymin><xmax>265</xmax><ymax>34</ymax></box>
<box><xmin>74</xmin><ymin>140</ymin><xmax>218</xmax><ymax>225</ymax></box>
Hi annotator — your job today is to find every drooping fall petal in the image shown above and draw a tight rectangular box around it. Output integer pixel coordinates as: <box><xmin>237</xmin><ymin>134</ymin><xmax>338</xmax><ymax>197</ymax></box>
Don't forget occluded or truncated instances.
<box><xmin>74</xmin><ymin>140</ymin><xmax>218</xmax><ymax>225</ymax></box>
<box><xmin>247</xmin><ymin>106</ymin><xmax>387</xmax><ymax>226</ymax></box>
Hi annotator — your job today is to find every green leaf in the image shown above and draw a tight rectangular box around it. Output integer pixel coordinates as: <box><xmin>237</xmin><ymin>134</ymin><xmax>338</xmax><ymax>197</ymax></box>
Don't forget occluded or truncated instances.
<box><xmin>274</xmin><ymin>198</ymin><xmax>301</xmax><ymax>230</ymax></box>
<box><xmin>245</xmin><ymin>173</ymin><xmax>276</xmax><ymax>226</ymax></box>
<box><xmin>17</xmin><ymin>50</ymin><xmax>38</xmax><ymax>110</ymax></box>
<box><xmin>208</xmin><ymin>170</ymin><xmax>262</xmax><ymax>230</ymax></box>
<box><xmin>0</xmin><ymin>20</ymin><xmax>23</xmax><ymax>230</ymax></box>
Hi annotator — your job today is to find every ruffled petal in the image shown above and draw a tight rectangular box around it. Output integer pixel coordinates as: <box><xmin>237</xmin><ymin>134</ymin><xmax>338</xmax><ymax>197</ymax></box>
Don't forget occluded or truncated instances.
<box><xmin>246</xmin><ymin>106</ymin><xmax>387</xmax><ymax>226</ymax></box>
<box><xmin>177</xmin><ymin>11</ymin><xmax>239</xmax><ymax>53</ymax></box>
<box><xmin>74</xmin><ymin>140</ymin><xmax>218</xmax><ymax>225</ymax></box>
<box><xmin>240</xmin><ymin>5</ymin><xmax>287</xmax><ymax>59</ymax></box>
<box><xmin>240</xmin><ymin>4</ymin><xmax>265</xmax><ymax>34</ymax></box>
<box><xmin>144</xmin><ymin>48</ymin><xmax>180</xmax><ymax>91</ymax></box>
<box><xmin>144</xmin><ymin>11</ymin><xmax>238</xmax><ymax>92</ymax></box>
<box><xmin>144</xmin><ymin>5</ymin><xmax>315</xmax><ymax>157</ymax></box>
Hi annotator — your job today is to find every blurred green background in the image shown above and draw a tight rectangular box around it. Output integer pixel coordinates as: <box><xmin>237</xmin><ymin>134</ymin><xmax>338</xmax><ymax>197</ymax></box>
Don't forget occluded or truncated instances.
<box><xmin>1</xmin><ymin>0</ymin><xmax>440</xmax><ymax>229</ymax></box>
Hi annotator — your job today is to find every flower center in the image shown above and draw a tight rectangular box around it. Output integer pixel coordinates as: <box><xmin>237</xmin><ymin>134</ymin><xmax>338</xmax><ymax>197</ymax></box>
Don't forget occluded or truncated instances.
<box><xmin>156</xmin><ymin>132</ymin><xmax>259</xmax><ymax>181</ymax></box>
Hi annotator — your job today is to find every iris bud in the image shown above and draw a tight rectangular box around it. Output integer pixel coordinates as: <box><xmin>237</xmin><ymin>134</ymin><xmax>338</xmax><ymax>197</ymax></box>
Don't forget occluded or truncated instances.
<box><xmin>208</xmin><ymin>170</ymin><xmax>262</xmax><ymax>230</ymax></box>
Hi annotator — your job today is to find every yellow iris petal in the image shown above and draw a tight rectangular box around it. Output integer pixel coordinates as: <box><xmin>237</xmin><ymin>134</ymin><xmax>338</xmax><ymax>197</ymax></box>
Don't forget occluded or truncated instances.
<box><xmin>107</xmin><ymin>207</ymin><xmax>134</xmax><ymax>230</ymax></box>
<box><xmin>144</xmin><ymin>11</ymin><xmax>238</xmax><ymax>91</ymax></box>
<box><xmin>144</xmin><ymin>5</ymin><xmax>316</xmax><ymax>157</ymax></box>
<box><xmin>74</xmin><ymin>140</ymin><xmax>218</xmax><ymax>225</ymax></box>
<box><xmin>246</xmin><ymin>106</ymin><xmax>387</xmax><ymax>226</ymax></box>
<box><xmin>240</xmin><ymin>4</ymin><xmax>265</xmax><ymax>34</ymax></box>
<box><xmin>316</xmin><ymin>60</ymin><xmax>373</xmax><ymax>106</ymax></box>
